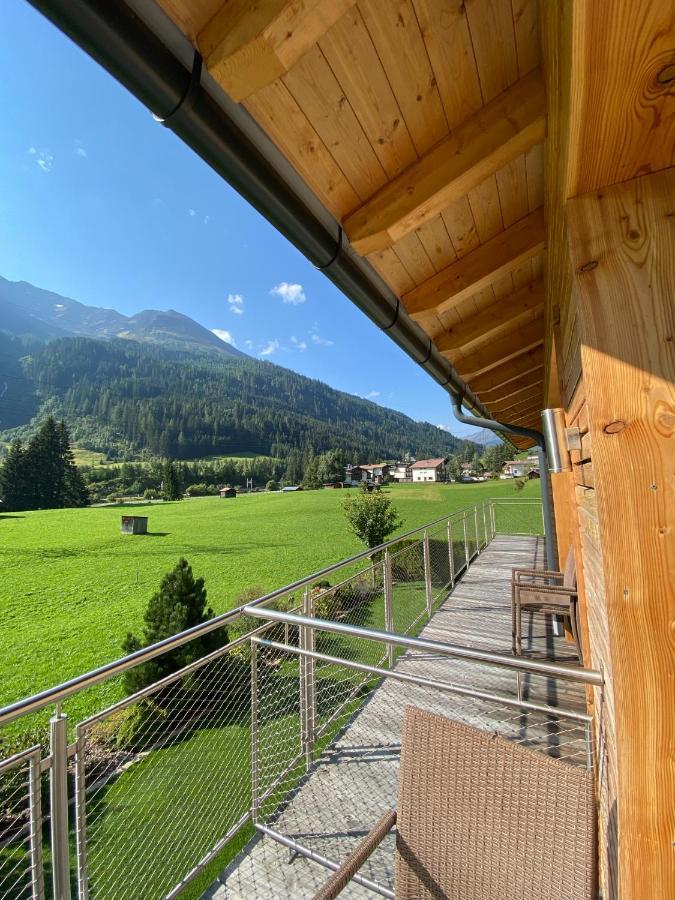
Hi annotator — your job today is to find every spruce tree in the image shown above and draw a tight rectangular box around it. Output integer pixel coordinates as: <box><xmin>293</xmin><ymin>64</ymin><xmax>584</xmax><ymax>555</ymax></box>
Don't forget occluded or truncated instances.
<box><xmin>122</xmin><ymin>558</ymin><xmax>225</xmax><ymax>696</ymax></box>
<box><xmin>0</xmin><ymin>439</ymin><xmax>27</xmax><ymax>512</ymax></box>
<box><xmin>162</xmin><ymin>459</ymin><xmax>182</xmax><ymax>501</ymax></box>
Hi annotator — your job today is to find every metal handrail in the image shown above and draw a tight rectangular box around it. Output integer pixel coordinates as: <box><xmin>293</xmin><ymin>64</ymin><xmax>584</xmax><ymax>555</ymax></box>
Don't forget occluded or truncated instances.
<box><xmin>244</xmin><ymin>607</ymin><xmax>602</xmax><ymax>686</ymax></box>
<box><xmin>0</xmin><ymin>501</ymin><xmax>496</xmax><ymax>727</ymax></box>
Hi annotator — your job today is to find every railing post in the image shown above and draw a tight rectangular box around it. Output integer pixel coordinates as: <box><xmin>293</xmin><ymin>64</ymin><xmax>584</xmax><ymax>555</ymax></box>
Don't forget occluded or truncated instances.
<box><xmin>447</xmin><ymin>520</ymin><xmax>455</xmax><ymax>589</ymax></box>
<box><xmin>490</xmin><ymin>501</ymin><xmax>496</xmax><ymax>538</ymax></box>
<box><xmin>423</xmin><ymin>529</ymin><xmax>433</xmax><ymax>618</ymax></box>
<box><xmin>300</xmin><ymin>587</ymin><xmax>316</xmax><ymax>769</ymax></box>
<box><xmin>383</xmin><ymin>551</ymin><xmax>394</xmax><ymax>668</ymax></box>
<box><xmin>74</xmin><ymin>729</ymin><xmax>89</xmax><ymax>900</ymax></box>
<box><xmin>482</xmin><ymin>502</ymin><xmax>488</xmax><ymax>548</ymax></box>
<box><xmin>250</xmin><ymin>639</ymin><xmax>259</xmax><ymax>823</ymax></box>
<box><xmin>462</xmin><ymin>514</ymin><xmax>470</xmax><ymax>571</ymax></box>
<box><xmin>474</xmin><ymin>506</ymin><xmax>480</xmax><ymax>555</ymax></box>
<box><xmin>29</xmin><ymin>750</ymin><xmax>45</xmax><ymax>900</ymax></box>
<box><xmin>49</xmin><ymin>708</ymin><xmax>71</xmax><ymax>900</ymax></box>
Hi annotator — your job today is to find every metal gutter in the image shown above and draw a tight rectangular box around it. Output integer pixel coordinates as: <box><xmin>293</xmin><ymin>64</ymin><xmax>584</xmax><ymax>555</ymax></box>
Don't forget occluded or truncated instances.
<box><xmin>27</xmin><ymin>0</ymin><xmax>502</xmax><ymax>420</ymax></box>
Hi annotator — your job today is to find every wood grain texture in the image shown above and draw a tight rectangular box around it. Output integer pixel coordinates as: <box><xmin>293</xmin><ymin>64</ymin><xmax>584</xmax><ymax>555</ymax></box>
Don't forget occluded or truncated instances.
<box><xmin>404</xmin><ymin>208</ymin><xmax>545</xmax><ymax>317</ymax></box>
<box><xmin>199</xmin><ymin>0</ymin><xmax>357</xmax><ymax>102</ymax></box>
<box><xmin>344</xmin><ymin>70</ymin><xmax>545</xmax><ymax>254</ymax></box>
<box><xmin>436</xmin><ymin>280</ymin><xmax>543</xmax><ymax>352</ymax></box>
<box><xmin>470</xmin><ymin>346</ymin><xmax>543</xmax><ymax>393</ymax></box>
<box><xmin>452</xmin><ymin>316</ymin><xmax>544</xmax><ymax>379</ymax></box>
<box><xmin>478</xmin><ymin>368</ymin><xmax>544</xmax><ymax>403</ymax></box>
<box><xmin>568</xmin><ymin>168</ymin><xmax>675</xmax><ymax>898</ymax></box>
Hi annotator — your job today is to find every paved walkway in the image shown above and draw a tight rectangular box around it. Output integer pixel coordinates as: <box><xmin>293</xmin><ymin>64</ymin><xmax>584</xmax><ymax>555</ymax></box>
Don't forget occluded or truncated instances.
<box><xmin>204</xmin><ymin>535</ymin><xmax>588</xmax><ymax>899</ymax></box>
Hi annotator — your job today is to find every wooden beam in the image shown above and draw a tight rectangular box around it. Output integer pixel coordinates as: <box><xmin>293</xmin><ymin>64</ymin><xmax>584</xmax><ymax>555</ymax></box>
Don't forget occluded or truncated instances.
<box><xmin>404</xmin><ymin>208</ymin><xmax>545</xmax><ymax>319</ymax></box>
<box><xmin>452</xmin><ymin>317</ymin><xmax>544</xmax><ymax>380</ymax></box>
<box><xmin>484</xmin><ymin>379</ymin><xmax>544</xmax><ymax>409</ymax></box>
<box><xmin>436</xmin><ymin>280</ymin><xmax>544</xmax><ymax>353</ymax></box>
<box><xmin>343</xmin><ymin>69</ymin><xmax>545</xmax><ymax>254</ymax></box>
<box><xmin>479</xmin><ymin>370</ymin><xmax>545</xmax><ymax>404</ymax></box>
<box><xmin>568</xmin><ymin>168</ymin><xmax>675</xmax><ymax>897</ymax></box>
<box><xmin>489</xmin><ymin>397</ymin><xmax>542</xmax><ymax>419</ymax></box>
<box><xmin>198</xmin><ymin>0</ymin><xmax>357</xmax><ymax>102</ymax></box>
<box><xmin>470</xmin><ymin>347</ymin><xmax>543</xmax><ymax>394</ymax></box>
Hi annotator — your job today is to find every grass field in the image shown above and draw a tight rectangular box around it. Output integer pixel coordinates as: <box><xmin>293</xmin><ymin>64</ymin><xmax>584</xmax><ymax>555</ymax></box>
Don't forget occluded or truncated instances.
<box><xmin>1</xmin><ymin>479</ymin><xmax>541</xmax><ymax>898</ymax></box>
<box><xmin>0</xmin><ymin>480</ymin><xmax>541</xmax><ymax>725</ymax></box>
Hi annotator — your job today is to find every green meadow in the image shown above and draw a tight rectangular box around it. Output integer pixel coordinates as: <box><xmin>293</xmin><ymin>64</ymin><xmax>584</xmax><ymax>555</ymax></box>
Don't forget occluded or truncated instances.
<box><xmin>1</xmin><ymin>480</ymin><xmax>541</xmax><ymax>724</ymax></box>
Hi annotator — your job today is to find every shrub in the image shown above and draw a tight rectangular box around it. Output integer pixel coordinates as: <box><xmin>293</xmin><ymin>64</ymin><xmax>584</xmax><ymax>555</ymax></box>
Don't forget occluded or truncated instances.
<box><xmin>265</xmin><ymin>479</ymin><xmax>279</xmax><ymax>492</ymax></box>
<box><xmin>342</xmin><ymin>485</ymin><xmax>401</xmax><ymax>549</ymax></box>
<box><xmin>111</xmin><ymin>699</ymin><xmax>169</xmax><ymax>751</ymax></box>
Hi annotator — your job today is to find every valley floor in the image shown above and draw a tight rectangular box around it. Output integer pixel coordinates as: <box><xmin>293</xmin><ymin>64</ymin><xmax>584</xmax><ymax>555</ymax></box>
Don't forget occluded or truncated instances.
<box><xmin>0</xmin><ymin>480</ymin><xmax>541</xmax><ymax>729</ymax></box>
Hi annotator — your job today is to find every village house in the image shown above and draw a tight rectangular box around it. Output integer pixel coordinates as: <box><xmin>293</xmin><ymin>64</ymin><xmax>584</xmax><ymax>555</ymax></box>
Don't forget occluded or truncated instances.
<box><xmin>357</xmin><ymin>463</ymin><xmax>390</xmax><ymax>484</ymax></box>
<box><xmin>501</xmin><ymin>460</ymin><xmax>536</xmax><ymax>479</ymax></box>
<box><xmin>410</xmin><ymin>458</ymin><xmax>447</xmax><ymax>483</ymax></box>
<box><xmin>388</xmin><ymin>463</ymin><xmax>412</xmax><ymax>483</ymax></box>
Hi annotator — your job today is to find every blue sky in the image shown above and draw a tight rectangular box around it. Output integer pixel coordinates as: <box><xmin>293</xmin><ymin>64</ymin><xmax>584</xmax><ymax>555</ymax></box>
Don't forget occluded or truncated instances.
<box><xmin>0</xmin><ymin>1</ymin><xmax>474</xmax><ymax>438</ymax></box>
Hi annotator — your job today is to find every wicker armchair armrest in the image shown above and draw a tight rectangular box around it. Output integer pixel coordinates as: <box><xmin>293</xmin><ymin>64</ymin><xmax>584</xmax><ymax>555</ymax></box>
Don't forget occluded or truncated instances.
<box><xmin>312</xmin><ymin>809</ymin><xmax>397</xmax><ymax>900</ymax></box>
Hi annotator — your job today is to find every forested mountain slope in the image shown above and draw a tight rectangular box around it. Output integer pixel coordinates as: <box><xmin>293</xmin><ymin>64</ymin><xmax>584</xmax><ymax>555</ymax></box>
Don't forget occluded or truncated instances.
<box><xmin>3</xmin><ymin>337</ymin><xmax>472</xmax><ymax>461</ymax></box>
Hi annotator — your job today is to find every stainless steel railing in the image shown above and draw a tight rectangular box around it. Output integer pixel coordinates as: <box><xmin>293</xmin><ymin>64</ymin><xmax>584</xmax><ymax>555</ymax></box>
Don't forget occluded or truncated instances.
<box><xmin>0</xmin><ymin>498</ymin><xmax>564</xmax><ymax>900</ymax></box>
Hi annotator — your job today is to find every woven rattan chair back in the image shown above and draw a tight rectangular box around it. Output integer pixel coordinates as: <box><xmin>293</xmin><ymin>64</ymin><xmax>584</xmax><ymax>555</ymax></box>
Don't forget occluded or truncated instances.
<box><xmin>395</xmin><ymin>707</ymin><xmax>596</xmax><ymax>900</ymax></box>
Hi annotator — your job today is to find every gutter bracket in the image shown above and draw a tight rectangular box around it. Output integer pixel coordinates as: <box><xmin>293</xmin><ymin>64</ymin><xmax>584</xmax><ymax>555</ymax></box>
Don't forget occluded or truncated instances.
<box><xmin>153</xmin><ymin>50</ymin><xmax>203</xmax><ymax>125</ymax></box>
<box><xmin>315</xmin><ymin>225</ymin><xmax>343</xmax><ymax>272</ymax></box>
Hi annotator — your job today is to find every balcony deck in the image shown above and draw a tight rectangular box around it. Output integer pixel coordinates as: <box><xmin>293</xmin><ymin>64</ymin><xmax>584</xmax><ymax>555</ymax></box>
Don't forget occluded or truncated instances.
<box><xmin>205</xmin><ymin>534</ymin><xmax>588</xmax><ymax>899</ymax></box>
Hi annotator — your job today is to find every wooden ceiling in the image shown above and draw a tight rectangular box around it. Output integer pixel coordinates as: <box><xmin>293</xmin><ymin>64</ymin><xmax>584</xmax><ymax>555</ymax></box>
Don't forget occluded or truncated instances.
<box><xmin>157</xmin><ymin>0</ymin><xmax>549</xmax><ymax>434</ymax></box>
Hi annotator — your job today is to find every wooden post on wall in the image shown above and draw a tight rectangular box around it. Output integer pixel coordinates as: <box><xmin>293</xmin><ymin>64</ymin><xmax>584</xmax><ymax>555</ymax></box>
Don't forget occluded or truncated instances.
<box><xmin>567</xmin><ymin>167</ymin><xmax>675</xmax><ymax>898</ymax></box>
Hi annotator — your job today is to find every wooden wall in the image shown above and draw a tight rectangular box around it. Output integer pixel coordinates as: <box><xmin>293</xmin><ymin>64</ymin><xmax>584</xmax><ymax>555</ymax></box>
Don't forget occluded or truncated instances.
<box><xmin>552</xmin><ymin>168</ymin><xmax>675</xmax><ymax>899</ymax></box>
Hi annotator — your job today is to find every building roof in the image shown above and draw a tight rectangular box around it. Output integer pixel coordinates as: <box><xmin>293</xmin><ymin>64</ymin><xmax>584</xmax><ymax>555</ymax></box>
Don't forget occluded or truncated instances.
<box><xmin>358</xmin><ymin>463</ymin><xmax>388</xmax><ymax>470</ymax></box>
<box><xmin>410</xmin><ymin>458</ymin><xmax>446</xmax><ymax>469</ymax></box>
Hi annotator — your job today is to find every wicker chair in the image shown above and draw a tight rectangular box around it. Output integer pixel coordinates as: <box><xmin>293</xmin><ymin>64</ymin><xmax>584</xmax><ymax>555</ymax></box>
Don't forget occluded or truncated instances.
<box><xmin>313</xmin><ymin>706</ymin><xmax>596</xmax><ymax>900</ymax></box>
<box><xmin>512</xmin><ymin>547</ymin><xmax>582</xmax><ymax>660</ymax></box>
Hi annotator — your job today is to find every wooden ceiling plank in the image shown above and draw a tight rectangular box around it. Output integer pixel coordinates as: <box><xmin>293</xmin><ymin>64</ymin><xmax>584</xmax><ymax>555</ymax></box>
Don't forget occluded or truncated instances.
<box><xmin>511</xmin><ymin>0</ymin><xmax>540</xmax><ymax>77</ymax></box>
<box><xmin>465</xmin><ymin>0</ymin><xmax>519</xmax><ymax>102</ymax></box>
<box><xmin>155</xmin><ymin>0</ymin><xmax>223</xmax><ymax>43</ymax></box>
<box><xmin>453</xmin><ymin>316</ymin><xmax>544</xmax><ymax>379</ymax></box>
<box><xmin>245</xmin><ymin>80</ymin><xmax>359</xmax><ymax>217</ymax></box>
<box><xmin>319</xmin><ymin>7</ymin><xmax>417</xmax><ymax>180</ymax></box>
<box><xmin>489</xmin><ymin>394</ymin><xmax>542</xmax><ymax>418</ymax></box>
<box><xmin>435</xmin><ymin>279</ymin><xmax>544</xmax><ymax>352</ymax></box>
<box><xmin>496</xmin><ymin>155</ymin><xmax>529</xmax><ymax>227</ymax></box>
<box><xmin>359</xmin><ymin>0</ymin><xmax>447</xmax><ymax>156</ymax></box>
<box><xmin>412</xmin><ymin>0</ymin><xmax>483</xmax><ymax>131</ymax></box>
<box><xmin>199</xmin><ymin>0</ymin><xmax>357</xmax><ymax>102</ymax></box>
<box><xmin>367</xmin><ymin>247</ymin><xmax>415</xmax><ymax>294</ymax></box>
<box><xmin>343</xmin><ymin>68</ymin><xmax>545</xmax><ymax>254</ymax></box>
<box><xmin>467</xmin><ymin>174</ymin><xmax>504</xmax><ymax>242</ymax></box>
<box><xmin>282</xmin><ymin>46</ymin><xmax>388</xmax><ymax>202</ymax></box>
<box><xmin>481</xmin><ymin>375</ymin><xmax>544</xmax><ymax>406</ymax></box>
<box><xmin>469</xmin><ymin>346</ymin><xmax>543</xmax><ymax>393</ymax></box>
<box><xmin>441</xmin><ymin>196</ymin><xmax>480</xmax><ymax>259</ymax></box>
<box><xmin>525</xmin><ymin>141</ymin><xmax>544</xmax><ymax>211</ymax></box>
<box><xmin>415</xmin><ymin>215</ymin><xmax>457</xmax><ymax>272</ymax></box>
<box><xmin>404</xmin><ymin>206</ymin><xmax>545</xmax><ymax>318</ymax></box>
<box><xmin>392</xmin><ymin>232</ymin><xmax>435</xmax><ymax>285</ymax></box>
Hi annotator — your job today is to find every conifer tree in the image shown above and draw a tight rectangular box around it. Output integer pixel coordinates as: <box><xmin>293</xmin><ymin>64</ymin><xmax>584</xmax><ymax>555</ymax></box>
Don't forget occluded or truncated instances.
<box><xmin>162</xmin><ymin>458</ymin><xmax>182</xmax><ymax>501</ymax></box>
<box><xmin>121</xmin><ymin>558</ymin><xmax>225</xmax><ymax>696</ymax></box>
<box><xmin>0</xmin><ymin>440</ymin><xmax>27</xmax><ymax>511</ymax></box>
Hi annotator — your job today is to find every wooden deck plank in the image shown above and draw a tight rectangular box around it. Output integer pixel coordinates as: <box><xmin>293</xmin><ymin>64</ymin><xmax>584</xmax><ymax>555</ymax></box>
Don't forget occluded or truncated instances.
<box><xmin>206</xmin><ymin>535</ymin><xmax>588</xmax><ymax>899</ymax></box>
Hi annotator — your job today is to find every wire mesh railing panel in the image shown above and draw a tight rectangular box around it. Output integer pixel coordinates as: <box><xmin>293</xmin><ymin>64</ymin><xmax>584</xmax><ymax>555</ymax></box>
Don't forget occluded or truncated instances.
<box><xmin>389</xmin><ymin>540</ymin><xmax>428</xmax><ymax>638</ymax></box>
<box><xmin>75</xmin><ymin>640</ymin><xmax>253</xmax><ymax>900</ymax></box>
<box><xmin>492</xmin><ymin>500</ymin><xmax>544</xmax><ymax>535</ymax></box>
<box><xmin>426</xmin><ymin>524</ymin><xmax>452</xmax><ymax>605</ymax></box>
<box><xmin>0</xmin><ymin>748</ymin><xmax>43</xmax><ymax>900</ymax></box>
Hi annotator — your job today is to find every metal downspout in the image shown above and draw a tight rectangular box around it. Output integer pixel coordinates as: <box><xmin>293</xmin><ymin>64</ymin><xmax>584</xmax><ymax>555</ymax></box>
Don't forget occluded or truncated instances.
<box><xmin>450</xmin><ymin>394</ymin><xmax>557</xmax><ymax>570</ymax></box>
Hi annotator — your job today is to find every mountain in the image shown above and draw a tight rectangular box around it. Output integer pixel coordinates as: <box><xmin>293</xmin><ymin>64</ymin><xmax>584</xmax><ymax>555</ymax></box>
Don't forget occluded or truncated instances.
<box><xmin>2</xmin><ymin>336</ymin><xmax>473</xmax><ymax>461</ymax></box>
<box><xmin>0</xmin><ymin>275</ymin><xmax>244</xmax><ymax>357</ymax></box>
<box><xmin>462</xmin><ymin>428</ymin><xmax>503</xmax><ymax>447</ymax></box>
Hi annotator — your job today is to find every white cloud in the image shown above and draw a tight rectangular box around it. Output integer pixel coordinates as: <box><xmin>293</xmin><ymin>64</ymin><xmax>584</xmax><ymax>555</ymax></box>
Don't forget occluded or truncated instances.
<box><xmin>28</xmin><ymin>147</ymin><xmax>53</xmax><ymax>172</ymax></box>
<box><xmin>291</xmin><ymin>336</ymin><xmax>307</xmax><ymax>352</ymax></box>
<box><xmin>188</xmin><ymin>208</ymin><xmax>196</xmax><ymax>217</ymax></box>
<box><xmin>212</xmin><ymin>329</ymin><xmax>236</xmax><ymax>347</ymax></box>
<box><xmin>271</xmin><ymin>282</ymin><xmax>306</xmax><ymax>305</ymax></box>
<box><xmin>75</xmin><ymin>140</ymin><xmax>87</xmax><ymax>158</ymax></box>
<box><xmin>204</xmin><ymin>215</ymin><xmax>211</xmax><ymax>225</ymax></box>
<box><xmin>227</xmin><ymin>293</ymin><xmax>244</xmax><ymax>315</ymax></box>
<box><xmin>244</xmin><ymin>339</ymin><xmax>253</xmax><ymax>349</ymax></box>
<box><xmin>364</xmin><ymin>391</ymin><xmax>381</xmax><ymax>400</ymax></box>
<box><xmin>311</xmin><ymin>333</ymin><xmax>334</xmax><ymax>347</ymax></box>
<box><xmin>259</xmin><ymin>339</ymin><xmax>280</xmax><ymax>358</ymax></box>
